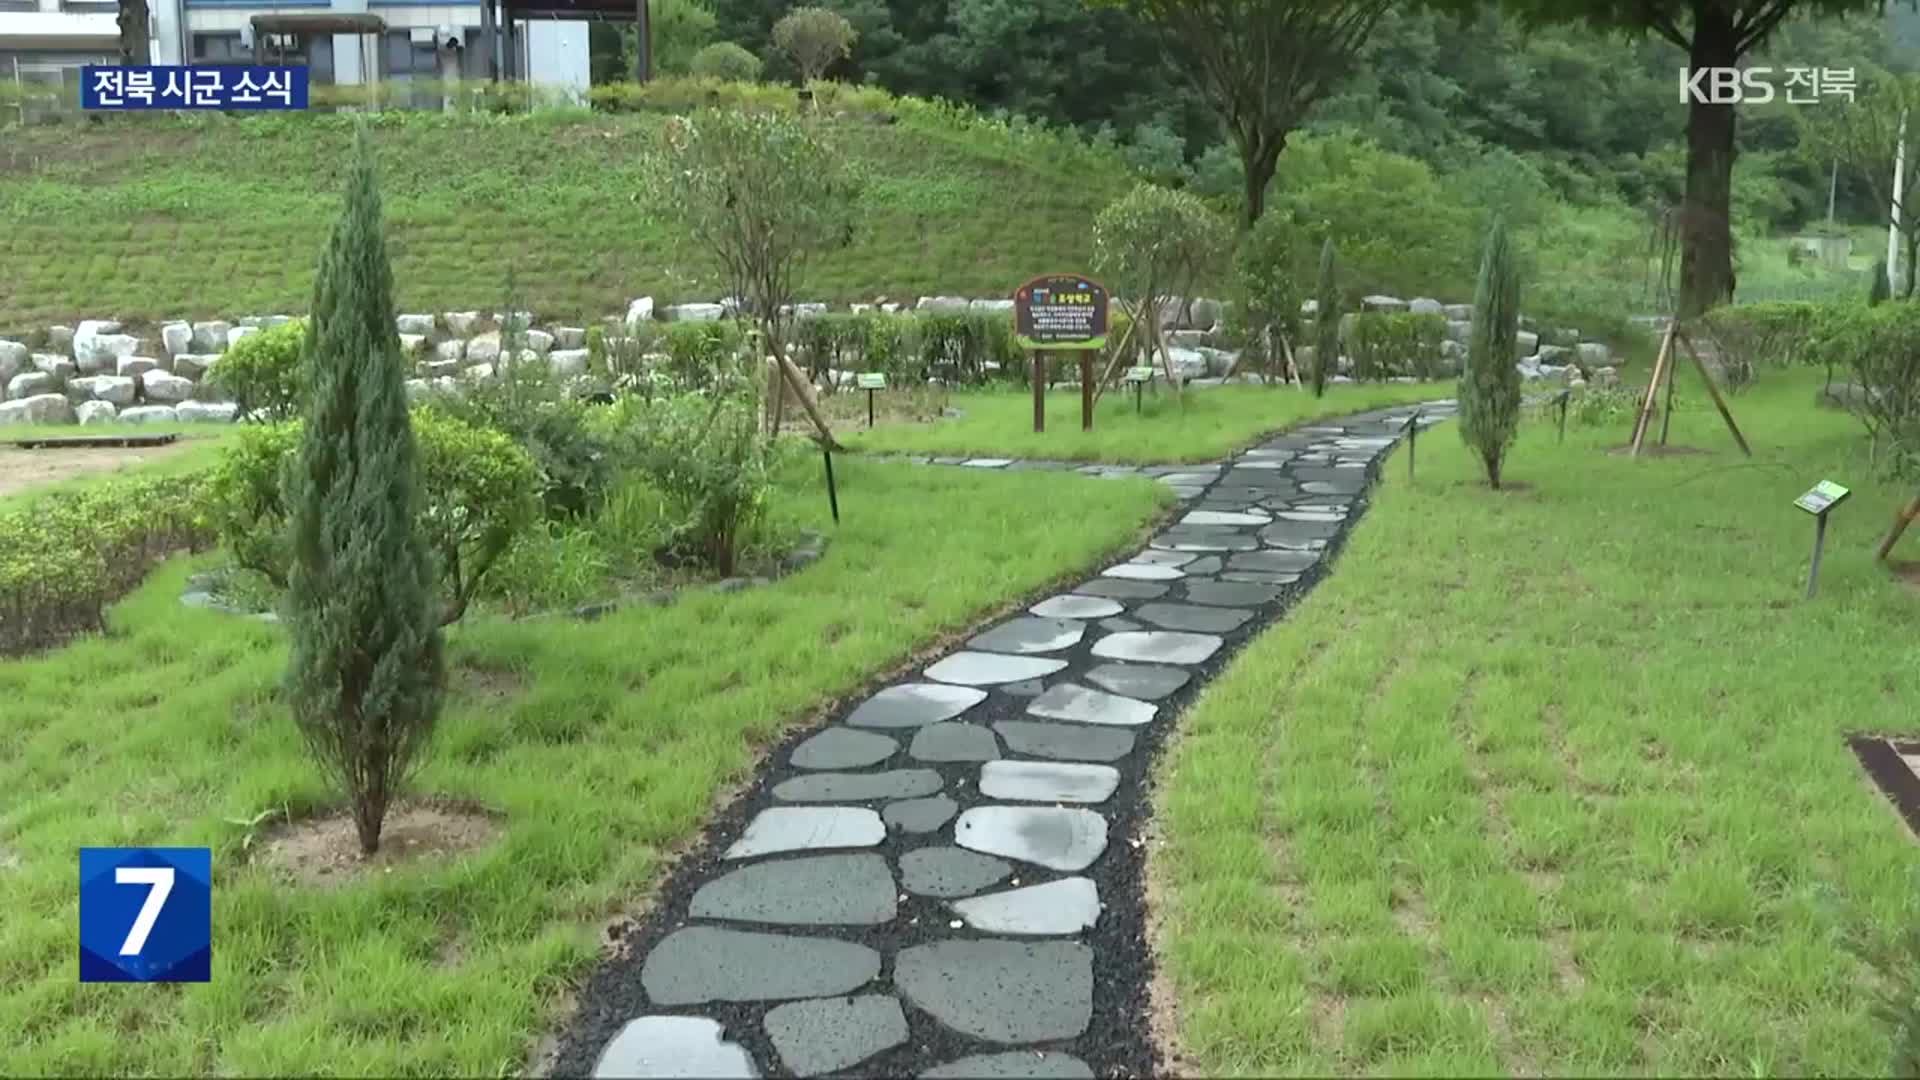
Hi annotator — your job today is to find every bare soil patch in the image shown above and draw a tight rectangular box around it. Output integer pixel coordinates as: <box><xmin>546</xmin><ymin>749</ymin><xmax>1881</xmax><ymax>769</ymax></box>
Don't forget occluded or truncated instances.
<box><xmin>1888</xmin><ymin>560</ymin><xmax>1920</xmax><ymax>592</ymax></box>
<box><xmin>0</xmin><ymin>442</ymin><xmax>198</xmax><ymax>499</ymax></box>
<box><xmin>257</xmin><ymin>801</ymin><xmax>501</xmax><ymax>887</ymax></box>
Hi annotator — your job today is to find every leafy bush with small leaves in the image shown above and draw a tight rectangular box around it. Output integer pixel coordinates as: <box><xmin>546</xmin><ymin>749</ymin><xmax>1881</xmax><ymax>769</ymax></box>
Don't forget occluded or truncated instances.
<box><xmin>207</xmin><ymin>411</ymin><xmax>541</xmax><ymax>621</ymax></box>
<box><xmin>1230</xmin><ymin>213</ymin><xmax>1303</xmax><ymax>383</ymax></box>
<box><xmin>210</xmin><ymin>319</ymin><xmax>307</xmax><ymax>422</ymax></box>
<box><xmin>0</xmin><ymin>474</ymin><xmax>212</xmax><ymax>655</ymax></box>
<box><xmin>1348</xmin><ymin>312</ymin><xmax>1446</xmax><ymax>380</ymax></box>
<box><xmin>662</xmin><ymin>320</ymin><xmax>749</xmax><ymax>389</ymax></box>
<box><xmin>1697</xmin><ymin>301</ymin><xmax>1822</xmax><ymax>390</ymax></box>
<box><xmin>688</xmin><ymin>42</ymin><xmax>763</xmax><ymax>82</ymax></box>
<box><xmin>772</xmin><ymin>7</ymin><xmax>858</xmax><ymax>83</ymax></box>
<box><xmin>431</xmin><ymin>359</ymin><xmax>617</xmax><ymax>519</ymax></box>
<box><xmin>1805</xmin><ymin>300</ymin><xmax>1920</xmax><ymax>476</ymax></box>
<box><xmin>1092</xmin><ymin>182</ymin><xmax>1231</xmax><ymax>384</ymax></box>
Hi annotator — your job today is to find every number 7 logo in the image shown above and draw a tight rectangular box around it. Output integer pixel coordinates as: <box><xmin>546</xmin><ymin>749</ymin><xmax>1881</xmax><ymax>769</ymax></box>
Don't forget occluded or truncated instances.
<box><xmin>79</xmin><ymin>848</ymin><xmax>211</xmax><ymax>982</ymax></box>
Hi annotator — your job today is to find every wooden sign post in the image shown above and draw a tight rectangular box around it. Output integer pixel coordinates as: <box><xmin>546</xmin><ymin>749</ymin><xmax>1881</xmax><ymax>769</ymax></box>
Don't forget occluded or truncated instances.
<box><xmin>1013</xmin><ymin>274</ymin><xmax>1111</xmax><ymax>434</ymax></box>
<box><xmin>857</xmin><ymin>372</ymin><xmax>886</xmax><ymax>429</ymax></box>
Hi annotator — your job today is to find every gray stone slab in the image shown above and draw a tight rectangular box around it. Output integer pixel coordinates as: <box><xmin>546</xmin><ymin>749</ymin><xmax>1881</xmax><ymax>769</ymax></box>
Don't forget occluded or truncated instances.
<box><xmin>993</xmin><ymin>720</ymin><xmax>1136</xmax><ymax>762</ymax></box>
<box><xmin>845</xmin><ymin>683</ymin><xmax>987</xmax><ymax>728</ymax></box>
<box><xmin>1083</xmin><ymin>662</ymin><xmax>1190</xmax><ymax>701</ymax></box>
<box><xmin>885</xmin><ymin>794</ymin><xmax>959</xmax><ymax>833</ymax></box>
<box><xmin>998</xmin><ymin>678</ymin><xmax>1046</xmax><ymax>698</ymax></box>
<box><xmin>773</xmin><ymin>769</ymin><xmax>943</xmax><ymax>802</ymax></box>
<box><xmin>1134</xmin><ymin>602</ymin><xmax>1253</xmax><ymax>633</ymax></box>
<box><xmin>1029</xmin><ymin>594</ymin><xmax>1123</xmax><ymax>620</ymax></box>
<box><xmin>1071</xmin><ymin>579</ymin><xmax>1169</xmax><ymax>601</ymax></box>
<box><xmin>963</xmin><ymin>458</ymin><xmax>1014</xmax><ymax>468</ymax></box>
<box><xmin>1228</xmin><ymin>549</ymin><xmax>1321</xmax><ymax>574</ymax></box>
<box><xmin>925</xmin><ymin>653</ymin><xmax>1068</xmax><ymax>686</ymax></box>
<box><xmin>1185</xmin><ymin>580</ymin><xmax>1283</xmax><ymax>607</ymax></box>
<box><xmin>1101</xmin><ymin>562</ymin><xmax>1184</xmax><ymax>581</ymax></box>
<box><xmin>1180</xmin><ymin>510</ymin><xmax>1270</xmax><ymax>526</ymax></box>
<box><xmin>791</xmin><ymin>728</ymin><xmax>898</xmax><ymax>770</ymax></box>
<box><xmin>953</xmin><ymin>877</ymin><xmax>1100</xmax><ymax>935</ymax></box>
<box><xmin>921</xmin><ymin>1052</ymin><xmax>1093</xmax><ymax>1079</ymax></box>
<box><xmin>1090</xmin><ymin>631</ymin><xmax>1222</xmax><ymax>666</ymax></box>
<box><xmin>1025</xmin><ymin>683</ymin><xmax>1157</xmax><ymax>727</ymax></box>
<box><xmin>910</xmin><ymin>722</ymin><xmax>1001</xmax><ymax>762</ymax></box>
<box><xmin>979</xmin><ymin>761</ymin><xmax>1120</xmax><ymax>804</ymax></box>
<box><xmin>894</xmin><ymin>940</ymin><xmax>1093</xmax><ymax>1043</ymax></box>
<box><xmin>641</xmin><ymin>927</ymin><xmax>880</xmax><ymax>1004</ymax></box>
<box><xmin>1182</xmin><ymin>556</ymin><xmax>1224</xmax><ymax>576</ymax></box>
<box><xmin>1097</xmin><ymin>616</ymin><xmax>1143</xmax><ymax>633</ymax></box>
<box><xmin>954</xmin><ymin>806</ymin><xmax>1108</xmax><ymax>871</ymax></box>
<box><xmin>593</xmin><ymin>1016</ymin><xmax>758</xmax><ymax>1079</ymax></box>
<box><xmin>1128</xmin><ymin>549</ymin><xmax>1197</xmax><ymax>568</ymax></box>
<box><xmin>1278</xmin><ymin>509</ymin><xmax>1346</xmax><ymax>522</ymax></box>
<box><xmin>899</xmin><ymin>846</ymin><xmax>1013</xmax><ymax>897</ymax></box>
<box><xmin>726</xmin><ymin>807</ymin><xmax>886</xmax><ymax>860</ymax></box>
<box><xmin>1150</xmin><ymin>531</ymin><xmax>1258</xmax><ymax>552</ymax></box>
<box><xmin>1220</xmin><ymin>571</ymin><xmax>1300</xmax><ymax>585</ymax></box>
<box><xmin>967</xmin><ymin>617</ymin><xmax>1086</xmax><ymax>655</ymax></box>
<box><xmin>690</xmin><ymin>854</ymin><xmax>896</xmax><ymax>925</ymax></box>
<box><xmin>764</xmin><ymin>995</ymin><xmax>909</xmax><ymax>1077</ymax></box>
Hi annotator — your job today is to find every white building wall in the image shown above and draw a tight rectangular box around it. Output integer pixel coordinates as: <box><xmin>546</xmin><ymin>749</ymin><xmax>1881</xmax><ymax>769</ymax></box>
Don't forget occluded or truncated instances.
<box><xmin>522</xmin><ymin>19</ymin><xmax>585</xmax><ymax>98</ymax></box>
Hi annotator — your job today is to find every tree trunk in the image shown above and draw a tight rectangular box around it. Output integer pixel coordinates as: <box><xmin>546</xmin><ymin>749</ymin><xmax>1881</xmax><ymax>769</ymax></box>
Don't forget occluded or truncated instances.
<box><xmin>1905</xmin><ymin>230</ymin><xmax>1919</xmax><ymax>299</ymax></box>
<box><xmin>1678</xmin><ymin>6</ymin><xmax>1739</xmax><ymax>319</ymax></box>
<box><xmin>117</xmin><ymin>0</ymin><xmax>151</xmax><ymax>65</ymax></box>
<box><xmin>1239</xmin><ymin>135</ymin><xmax>1286</xmax><ymax>227</ymax></box>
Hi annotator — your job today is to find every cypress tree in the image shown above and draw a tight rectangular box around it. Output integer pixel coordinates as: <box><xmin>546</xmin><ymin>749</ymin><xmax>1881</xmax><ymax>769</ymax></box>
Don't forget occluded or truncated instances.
<box><xmin>1312</xmin><ymin>238</ymin><xmax>1339</xmax><ymax>399</ymax></box>
<box><xmin>1870</xmin><ymin>258</ymin><xmax>1891</xmax><ymax>306</ymax></box>
<box><xmin>1459</xmin><ymin>217</ymin><xmax>1522</xmax><ymax>490</ymax></box>
<box><xmin>285</xmin><ymin>126</ymin><xmax>445</xmax><ymax>856</ymax></box>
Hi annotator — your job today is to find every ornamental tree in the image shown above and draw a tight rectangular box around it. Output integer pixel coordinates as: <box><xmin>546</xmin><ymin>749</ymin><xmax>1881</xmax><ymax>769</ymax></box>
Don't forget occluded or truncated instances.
<box><xmin>772</xmin><ymin>6</ymin><xmax>859</xmax><ymax>83</ymax></box>
<box><xmin>1311</xmin><ymin>238</ymin><xmax>1339</xmax><ymax>398</ymax></box>
<box><xmin>1092</xmin><ymin>182</ymin><xmax>1233</xmax><ymax>387</ymax></box>
<box><xmin>285</xmin><ymin>127</ymin><xmax>445</xmax><ymax>857</ymax></box>
<box><xmin>1459</xmin><ymin>216</ymin><xmax>1522</xmax><ymax>489</ymax></box>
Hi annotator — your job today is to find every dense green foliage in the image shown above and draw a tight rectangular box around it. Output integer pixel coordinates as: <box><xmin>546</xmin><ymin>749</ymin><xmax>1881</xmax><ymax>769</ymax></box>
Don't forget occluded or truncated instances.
<box><xmin>284</xmin><ymin>128</ymin><xmax>445</xmax><ymax>857</ymax></box>
<box><xmin>1229</xmin><ymin>213</ymin><xmax>1304</xmax><ymax>382</ymax></box>
<box><xmin>1697</xmin><ymin>299</ymin><xmax>1822</xmax><ymax>389</ymax></box>
<box><xmin>1312</xmin><ymin>239</ymin><xmax>1340</xmax><ymax>397</ymax></box>
<box><xmin>0</xmin><ymin>475</ymin><xmax>210</xmax><ymax>655</ymax></box>
<box><xmin>1093</xmin><ymin>183</ymin><xmax>1231</xmax><ymax>382</ymax></box>
<box><xmin>1460</xmin><ymin>217</ymin><xmax>1522</xmax><ymax>488</ymax></box>
<box><xmin>211</xmin><ymin>320</ymin><xmax>307</xmax><ymax>422</ymax></box>
<box><xmin>1349</xmin><ymin>311</ymin><xmax>1447</xmax><ymax>380</ymax></box>
<box><xmin>428</xmin><ymin>359</ymin><xmax>616</xmax><ymax>520</ymax></box>
<box><xmin>772</xmin><ymin>6</ymin><xmax>859</xmax><ymax>82</ymax></box>
<box><xmin>689</xmin><ymin>41</ymin><xmax>765</xmax><ymax>80</ymax></box>
<box><xmin>1805</xmin><ymin>300</ymin><xmax>1920</xmax><ymax>475</ymax></box>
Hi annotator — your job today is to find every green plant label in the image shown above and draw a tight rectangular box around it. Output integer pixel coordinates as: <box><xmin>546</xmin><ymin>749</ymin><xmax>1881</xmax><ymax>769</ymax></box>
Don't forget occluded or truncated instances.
<box><xmin>1794</xmin><ymin>480</ymin><xmax>1850</xmax><ymax>515</ymax></box>
<box><xmin>1125</xmin><ymin>367</ymin><xmax>1155</xmax><ymax>383</ymax></box>
<box><xmin>1013</xmin><ymin>274</ymin><xmax>1110</xmax><ymax>351</ymax></box>
<box><xmin>857</xmin><ymin>373</ymin><xmax>887</xmax><ymax>389</ymax></box>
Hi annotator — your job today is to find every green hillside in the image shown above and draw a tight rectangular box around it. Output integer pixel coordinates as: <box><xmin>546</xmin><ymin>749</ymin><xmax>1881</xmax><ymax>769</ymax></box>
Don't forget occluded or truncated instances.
<box><xmin>0</xmin><ymin>93</ymin><xmax>1134</xmax><ymax>327</ymax></box>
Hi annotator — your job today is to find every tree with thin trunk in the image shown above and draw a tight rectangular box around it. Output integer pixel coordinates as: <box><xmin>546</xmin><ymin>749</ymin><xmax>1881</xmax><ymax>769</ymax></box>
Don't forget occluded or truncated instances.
<box><xmin>1459</xmin><ymin>216</ymin><xmax>1522</xmax><ymax>489</ymax></box>
<box><xmin>652</xmin><ymin>109</ymin><xmax>861</xmax><ymax>446</ymax></box>
<box><xmin>1798</xmin><ymin>74</ymin><xmax>1920</xmax><ymax>300</ymax></box>
<box><xmin>1311</xmin><ymin>239</ymin><xmax>1339</xmax><ymax>398</ymax></box>
<box><xmin>1092</xmin><ymin>182</ymin><xmax>1233</xmax><ymax>389</ymax></box>
<box><xmin>1489</xmin><ymin>0</ymin><xmax>1885</xmax><ymax>319</ymax></box>
<box><xmin>116</xmin><ymin>0</ymin><xmax>152</xmax><ymax>65</ymax></box>
<box><xmin>772</xmin><ymin>6</ymin><xmax>859</xmax><ymax>83</ymax></box>
<box><xmin>285</xmin><ymin>126</ymin><xmax>446</xmax><ymax>857</ymax></box>
<box><xmin>1091</xmin><ymin>0</ymin><xmax>1390</xmax><ymax>225</ymax></box>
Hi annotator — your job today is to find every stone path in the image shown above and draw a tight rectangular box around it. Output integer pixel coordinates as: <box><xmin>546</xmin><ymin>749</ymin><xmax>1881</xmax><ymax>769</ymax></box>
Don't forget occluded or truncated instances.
<box><xmin>552</xmin><ymin>401</ymin><xmax>1456</xmax><ymax>1079</ymax></box>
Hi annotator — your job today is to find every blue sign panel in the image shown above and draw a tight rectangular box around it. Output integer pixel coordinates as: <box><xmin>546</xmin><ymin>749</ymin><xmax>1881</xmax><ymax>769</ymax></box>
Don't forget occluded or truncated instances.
<box><xmin>79</xmin><ymin>847</ymin><xmax>212</xmax><ymax>982</ymax></box>
<box><xmin>82</xmin><ymin>66</ymin><xmax>308</xmax><ymax>110</ymax></box>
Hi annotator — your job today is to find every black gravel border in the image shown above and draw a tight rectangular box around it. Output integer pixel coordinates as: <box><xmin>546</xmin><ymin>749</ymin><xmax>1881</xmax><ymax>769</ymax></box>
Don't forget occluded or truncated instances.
<box><xmin>545</xmin><ymin>407</ymin><xmax>1437</xmax><ymax>1079</ymax></box>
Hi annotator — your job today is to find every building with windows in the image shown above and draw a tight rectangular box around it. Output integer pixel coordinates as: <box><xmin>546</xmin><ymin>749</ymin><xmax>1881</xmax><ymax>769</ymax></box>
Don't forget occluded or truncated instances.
<box><xmin>1</xmin><ymin>0</ymin><xmax>593</xmax><ymax>104</ymax></box>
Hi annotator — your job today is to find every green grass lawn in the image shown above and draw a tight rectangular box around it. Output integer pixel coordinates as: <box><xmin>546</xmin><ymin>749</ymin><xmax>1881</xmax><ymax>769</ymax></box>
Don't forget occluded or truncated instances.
<box><xmin>0</xmin><ymin>101</ymin><xmax>1134</xmax><ymax>328</ymax></box>
<box><xmin>1152</xmin><ymin>370</ymin><xmax>1920</xmax><ymax>1075</ymax></box>
<box><xmin>0</xmin><ymin>456</ymin><xmax>1168</xmax><ymax>1075</ymax></box>
<box><xmin>847</xmin><ymin>382</ymin><xmax>1449</xmax><ymax>464</ymax></box>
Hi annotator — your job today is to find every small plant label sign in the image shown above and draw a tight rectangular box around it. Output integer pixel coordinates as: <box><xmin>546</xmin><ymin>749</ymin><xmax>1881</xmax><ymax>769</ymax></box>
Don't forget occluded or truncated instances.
<box><xmin>857</xmin><ymin>373</ymin><xmax>887</xmax><ymax>390</ymax></box>
<box><xmin>1794</xmin><ymin>480</ymin><xmax>1850</xmax><ymax>515</ymax></box>
<box><xmin>1125</xmin><ymin>367</ymin><xmax>1155</xmax><ymax>383</ymax></box>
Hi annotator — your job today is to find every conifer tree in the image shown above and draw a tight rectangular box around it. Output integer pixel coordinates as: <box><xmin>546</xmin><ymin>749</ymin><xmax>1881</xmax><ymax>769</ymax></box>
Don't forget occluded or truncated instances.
<box><xmin>1459</xmin><ymin>216</ymin><xmax>1522</xmax><ymax>489</ymax></box>
<box><xmin>1311</xmin><ymin>238</ymin><xmax>1340</xmax><ymax>399</ymax></box>
<box><xmin>1871</xmin><ymin>257</ymin><xmax>1892</xmax><ymax>307</ymax></box>
<box><xmin>285</xmin><ymin>126</ymin><xmax>445</xmax><ymax>856</ymax></box>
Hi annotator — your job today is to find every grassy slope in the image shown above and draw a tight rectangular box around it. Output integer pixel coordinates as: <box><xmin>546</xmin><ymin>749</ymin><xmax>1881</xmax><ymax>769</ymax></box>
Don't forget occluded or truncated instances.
<box><xmin>1154</xmin><ymin>370</ymin><xmax>1920</xmax><ymax>1075</ymax></box>
<box><xmin>0</xmin><ymin>105</ymin><xmax>1133</xmax><ymax>329</ymax></box>
<box><xmin>0</xmin><ymin>457</ymin><xmax>1167</xmax><ymax>1075</ymax></box>
<box><xmin>848</xmin><ymin>382</ymin><xmax>1450</xmax><ymax>465</ymax></box>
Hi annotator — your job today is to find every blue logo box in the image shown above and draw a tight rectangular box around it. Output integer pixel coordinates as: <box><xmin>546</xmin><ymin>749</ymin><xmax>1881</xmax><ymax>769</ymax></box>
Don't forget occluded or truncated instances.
<box><xmin>82</xmin><ymin>65</ymin><xmax>308</xmax><ymax>111</ymax></box>
<box><xmin>78</xmin><ymin>847</ymin><xmax>211</xmax><ymax>983</ymax></box>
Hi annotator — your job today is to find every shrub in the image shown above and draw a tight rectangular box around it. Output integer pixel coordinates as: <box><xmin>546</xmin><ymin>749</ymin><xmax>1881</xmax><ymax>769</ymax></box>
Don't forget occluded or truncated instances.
<box><xmin>1312</xmin><ymin>239</ymin><xmax>1340</xmax><ymax>398</ymax></box>
<box><xmin>688</xmin><ymin>42</ymin><xmax>763</xmax><ymax>82</ymax></box>
<box><xmin>610</xmin><ymin>371</ymin><xmax>773</xmax><ymax>576</ymax></box>
<box><xmin>1697</xmin><ymin>301</ymin><xmax>1822</xmax><ymax>391</ymax></box>
<box><xmin>1460</xmin><ymin>217</ymin><xmax>1522</xmax><ymax>489</ymax></box>
<box><xmin>771</xmin><ymin>7</ymin><xmax>857</xmax><ymax>84</ymax></box>
<box><xmin>476</xmin><ymin>516</ymin><xmax>612</xmax><ymax>618</ymax></box>
<box><xmin>0</xmin><ymin>474</ymin><xmax>212</xmax><ymax>656</ymax></box>
<box><xmin>1805</xmin><ymin>301</ymin><xmax>1920</xmax><ymax>476</ymax></box>
<box><xmin>1349</xmin><ymin>312</ymin><xmax>1446</xmax><ymax>380</ymax></box>
<box><xmin>662</xmin><ymin>320</ymin><xmax>749</xmax><ymax>389</ymax></box>
<box><xmin>209</xmin><ymin>412</ymin><xmax>541</xmax><ymax>620</ymax></box>
<box><xmin>210</xmin><ymin>319</ymin><xmax>307</xmax><ymax>422</ymax></box>
<box><xmin>431</xmin><ymin>359</ymin><xmax>617</xmax><ymax>520</ymax></box>
<box><xmin>1230</xmin><ymin>213</ymin><xmax>1303</xmax><ymax>383</ymax></box>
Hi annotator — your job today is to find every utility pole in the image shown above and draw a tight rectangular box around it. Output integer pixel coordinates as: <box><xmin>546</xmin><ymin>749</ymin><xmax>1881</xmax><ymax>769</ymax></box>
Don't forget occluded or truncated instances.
<box><xmin>1891</xmin><ymin>108</ymin><xmax>1908</xmax><ymax>295</ymax></box>
<box><xmin>635</xmin><ymin>0</ymin><xmax>652</xmax><ymax>83</ymax></box>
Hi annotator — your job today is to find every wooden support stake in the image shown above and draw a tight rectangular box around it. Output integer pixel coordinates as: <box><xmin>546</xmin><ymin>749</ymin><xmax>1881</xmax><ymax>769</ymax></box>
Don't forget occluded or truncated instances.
<box><xmin>1080</xmin><ymin>352</ymin><xmax>1094</xmax><ymax>431</ymax></box>
<box><xmin>1032</xmin><ymin>353</ymin><xmax>1046</xmax><ymax>433</ymax></box>
<box><xmin>777</xmin><ymin>354</ymin><xmax>841</xmax><ymax>450</ymax></box>
<box><xmin>1659</xmin><ymin>348</ymin><xmax>1677</xmax><ymax>446</ymax></box>
<box><xmin>1678</xmin><ymin>330</ymin><xmax>1751</xmax><ymax>458</ymax></box>
<box><xmin>1877</xmin><ymin>491</ymin><xmax>1920</xmax><ymax>562</ymax></box>
<box><xmin>1629</xmin><ymin>322</ymin><xmax>1676</xmax><ymax>456</ymax></box>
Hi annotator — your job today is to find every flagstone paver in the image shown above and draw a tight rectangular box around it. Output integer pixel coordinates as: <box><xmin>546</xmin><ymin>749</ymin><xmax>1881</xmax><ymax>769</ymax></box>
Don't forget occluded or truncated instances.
<box><xmin>559</xmin><ymin>402</ymin><xmax>1454</xmax><ymax>1079</ymax></box>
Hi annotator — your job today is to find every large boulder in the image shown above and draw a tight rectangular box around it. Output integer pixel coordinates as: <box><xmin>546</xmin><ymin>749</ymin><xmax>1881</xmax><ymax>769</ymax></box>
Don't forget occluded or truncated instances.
<box><xmin>47</xmin><ymin>325</ymin><xmax>75</xmax><ymax>353</ymax></box>
<box><xmin>0</xmin><ymin>393</ymin><xmax>76</xmax><ymax>425</ymax></box>
<box><xmin>969</xmin><ymin>298</ymin><xmax>1015</xmax><ymax>314</ymax></box>
<box><xmin>553</xmin><ymin>326</ymin><xmax>586</xmax><ymax>349</ymax></box>
<box><xmin>445</xmin><ymin>311</ymin><xmax>482</xmax><ymax>336</ymax></box>
<box><xmin>396</xmin><ymin>313</ymin><xmax>436</xmax><ymax>335</ymax></box>
<box><xmin>433</xmin><ymin>339</ymin><xmax>465</xmax><ymax>364</ymax></box>
<box><xmin>32</xmin><ymin>354</ymin><xmax>76</xmax><ymax>381</ymax></box>
<box><xmin>172</xmin><ymin>354</ymin><xmax>219</xmax><ymax>380</ymax></box>
<box><xmin>664</xmin><ymin>302</ymin><xmax>727</xmax><ymax>322</ymax></box>
<box><xmin>523</xmin><ymin>329</ymin><xmax>555</xmax><ymax>355</ymax></box>
<box><xmin>118</xmin><ymin>405</ymin><xmax>178</xmax><ymax>425</ymax></box>
<box><xmin>140</xmin><ymin>371</ymin><xmax>196</xmax><ymax>404</ymax></box>
<box><xmin>465</xmin><ymin>333</ymin><xmax>503</xmax><ymax>365</ymax></box>
<box><xmin>1514</xmin><ymin>330</ymin><xmax>1540</xmax><ymax>359</ymax></box>
<box><xmin>1198</xmin><ymin>347</ymin><xmax>1238</xmax><ymax>377</ymax></box>
<box><xmin>1361</xmin><ymin>295</ymin><xmax>1408</xmax><ymax>313</ymax></box>
<box><xmin>8</xmin><ymin>371</ymin><xmax>58</xmax><ymax>400</ymax></box>
<box><xmin>1437</xmin><ymin>339</ymin><xmax>1467</xmax><ymax>373</ymax></box>
<box><xmin>76</xmin><ymin>400</ymin><xmax>118</xmax><ymax>425</ymax></box>
<box><xmin>1536</xmin><ymin>344</ymin><xmax>1574</xmax><ymax>365</ymax></box>
<box><xmin>68</xmin><ymin>375</ymin><xmax>137</xmax><ymax>406</ymax></box>
<box><xmin>404</xmin><ymin>379</ymin><xmax>432</xmax><ymax>404</ymax></box>
<box><xmin>227</xmin><ymin>326</ymin><xmax>258</xmax><ymax>350</ymax></box>
<box><xmin>1186</xmin><ymin>298</ymin><xmax>1224</xmax><ymax>330</ymax></box>
<box><xmin>496</xmin><ymin>310</ymin><xmax>534</xmax><ymax>332</ymax></box>
<box><xmin>1445</xmin><ymin>320</ymin><xmax>1473</xmax><ymax>344</ymax></box>
<box><xmin>398</xmin><ymin>334</ymin><xmax>428</xmax><ymax>356</ymax></box>
<box><xmin>548</xmin><ymin>349</ymin><xmax>589</xmax><ymax>378</ymax></box>
<box><xmin>117</xmin><ymin>355</ymin><xmax>162</xmax><ymax>379</ymax></box>
<box><xmin>1443</xmin><ymin>303</ymin><xmax>1473</xmax><ymax>320</ymax></box>
<box><xmin>176</xmin><ymin>401</ymin><xmax>238</xmax><ymax>423</ymax></box>
<box><xmin>1576</xmin><ymin>342</ymin><xmax>1611</xmax><ymax>367</ymax></box>
<box><xmin>915</xmin><ymin>296</ymin><xmax>970</xmax><ymax>314</ymax></box>
<box><xmin>161</xmin><ymin>322</ymin><xmax>193</xmax><ymax>357</ymax></box>
<box><xmin>1165</xmin><ymin>346</ymin><xmax>1209</xmax><ymax>380</ymax></box>
<box><xmin>74</xmin><ymin>322</ymin><xmax>140</xmax><ymax>373</ymax></box>
<box><xmin>624</xmin><ymin>297</ymin><xmax>655</xmax><ymax>329</ymax></box>
<box><xmin>190</xmin><ymin>320</ymin><xmax>232</xmax><ymax>352</ymax></box>
<box><xmin>426</xmin><ymin>359</ymin><xmax>463</xmax><ymax>378</ymax></box>
<box><xmin>1408</xmin><ymin>297</ymin><xmax>1444</xmax><ymax>316</ymax></box>
<box><xmin>0</xmin><ymin>340</ymin><xmax>26</xmax><ymax>380</ymax></box>
<box><xmin>461</xmin><ymin>363</ymin><xmax>495</xmax><ymax>382</ymax></box>
<box><xmin>1300</xmin><ymin>299</ymin><xmax>1319</xmax><ymax>317</ymax></box>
